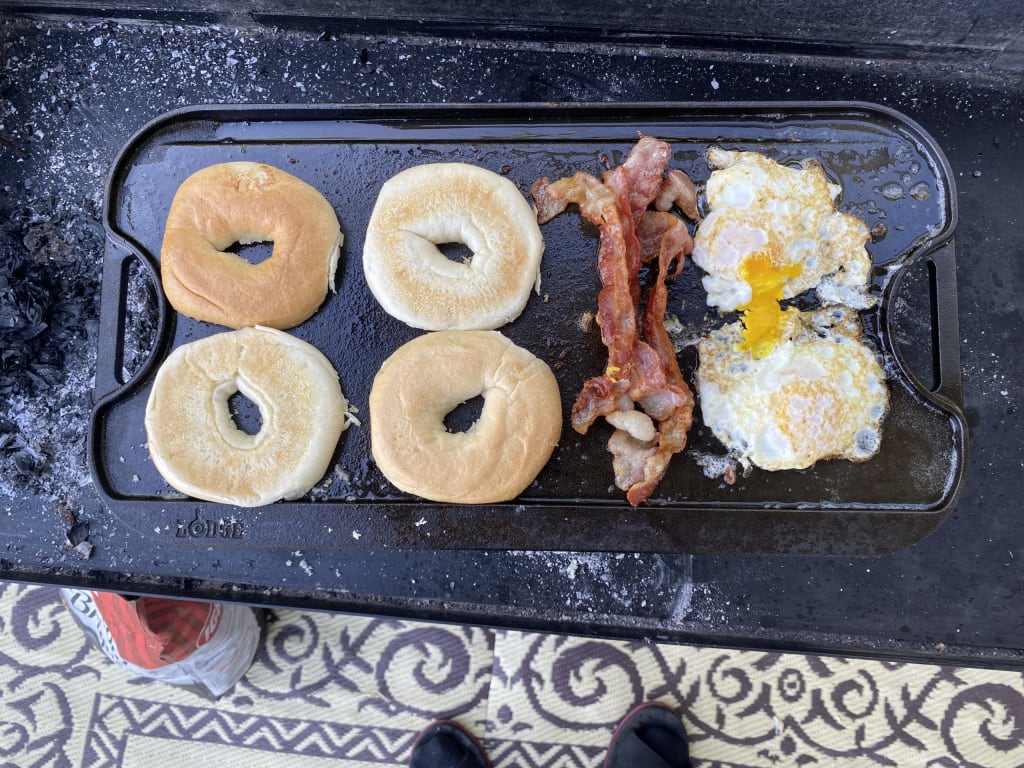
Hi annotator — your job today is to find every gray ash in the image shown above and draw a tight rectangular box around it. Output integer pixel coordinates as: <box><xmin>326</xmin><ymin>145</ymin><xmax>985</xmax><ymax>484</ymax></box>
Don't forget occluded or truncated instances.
<box><xmin>1</xmin><ymin>204</ymin><xmax>101</xmax><ymax>390</ymax></box>
<box><xmin>1</xmin><ymin>212</ymin><xmax>54</xmax><ymax>393</ymax></box>
<box><xmin>1</xmin><ymin>201</ymin><xmax>102</xmax><ymax>498</ymax></box>
<box><xmin>0</xmin><ymin>415</ymin><xmax>44</xmax><ymax>481</ymax></box>
<box><xmin>123</xmin><ymin>258</ymin><xmax>160</xmax><ymax>380</ymax></box>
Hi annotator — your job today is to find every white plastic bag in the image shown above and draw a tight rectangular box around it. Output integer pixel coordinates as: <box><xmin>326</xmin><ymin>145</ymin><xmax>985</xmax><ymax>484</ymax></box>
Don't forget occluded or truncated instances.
<box><xmin>60</xmin><ymin>589</ymin><xmax>264</xmax><ymax>698</ymax></box>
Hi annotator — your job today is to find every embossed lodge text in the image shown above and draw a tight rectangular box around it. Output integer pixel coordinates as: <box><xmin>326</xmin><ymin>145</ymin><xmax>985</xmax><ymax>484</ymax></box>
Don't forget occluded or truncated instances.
<box><xmin>176</xmin><ymin>514</ymin><xmax>245</xmax><ymax>540</ymax></box>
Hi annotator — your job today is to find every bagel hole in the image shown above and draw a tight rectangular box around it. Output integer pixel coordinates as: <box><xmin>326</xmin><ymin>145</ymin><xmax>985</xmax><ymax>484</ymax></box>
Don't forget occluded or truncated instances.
<box><xmin>226</xmin><ymin>240</ymin><xmax>273</xmax><ymax>266</ymax></box>
<box><xmin>228</xmin><ymin>391</ymin><xmax>263</xmax><ymax>435</ymax></box>
<box><xmin>443</xmin><ymin>395</ymin><xmax>485</xmax><ymax>433</ymax></box>
<box><xmin>437</xmin><ymin>241</ymin><xmax>474</xmax><ymax>265</ymax></box>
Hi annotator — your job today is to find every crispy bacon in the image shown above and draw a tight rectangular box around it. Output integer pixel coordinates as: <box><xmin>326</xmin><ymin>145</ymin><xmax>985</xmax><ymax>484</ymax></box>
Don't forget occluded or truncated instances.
<box><xmin>531</xmin><ymin>164</ymin><xmax>652</xmax><ymax>432</ymax></box>
<box><xmin>626</xmin><ymin>211</ymin><xmax>695</xmax><ymax>505</ymax></box>
<box><xmin>532</xmin><ymin>136</ymin><xmax>697</xmax><ymax>506</ymax></box>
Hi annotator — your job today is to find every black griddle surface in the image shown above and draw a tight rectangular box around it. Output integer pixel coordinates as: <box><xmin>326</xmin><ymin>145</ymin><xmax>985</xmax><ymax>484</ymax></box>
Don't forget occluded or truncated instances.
<box><xmin>90</xmin><ymin>103</ymin><xmax>965</xmax><ymax>556</ymax></box>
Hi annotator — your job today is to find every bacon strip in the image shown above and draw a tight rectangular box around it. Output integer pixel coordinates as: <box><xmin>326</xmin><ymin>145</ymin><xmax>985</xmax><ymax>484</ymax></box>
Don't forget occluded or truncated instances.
<box><xmin>532</xmin><ymin>136</ymin><xmax>697</xmax><ymax>506</ymax></box>
<box><xmin>626</xmin><ymin>211</ymin><xmax>695</xmax><ymax>505</ymax></box>
<box><xmin>654</xmin><ymin>168</ymin><xmax>700</xmax><ymax>220</ymax></box>
<box><xmin>533</xmin><ymin>166</ymin><xmax>652</xmax><ymax>432</ymax></box>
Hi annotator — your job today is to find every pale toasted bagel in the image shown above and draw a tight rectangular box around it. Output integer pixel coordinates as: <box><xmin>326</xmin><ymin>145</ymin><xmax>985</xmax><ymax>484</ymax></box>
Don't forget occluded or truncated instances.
<box><xmin>363</xmin><ymin>163</ymin><xmax>544</xmax><ymax>330</ymax></box>
<box><xmin>161</xmin><ymin>162</ymin><xmax>342</xmax><ymax>329</ymax></box>
<box><xmin>144</xmin><ymin>326</ymin><xmax>351</xmax><ymax>507</ymax></box>
<box><xmin>369</xmin><ymin>330</ymin><xmax>561</xmax><ymax>503</ymax></box>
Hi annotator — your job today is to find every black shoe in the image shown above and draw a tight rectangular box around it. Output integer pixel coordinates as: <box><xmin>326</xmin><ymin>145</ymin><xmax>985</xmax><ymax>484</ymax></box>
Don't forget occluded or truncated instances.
<box><xmin>604</xmin><ymin>703</ymin><xmax>692</xmax><ymax>768</ymax></box>
<box><xmin>409</xmin><ymin>721</ymin><xmax>491</xmax><ymax>768</ymax></box>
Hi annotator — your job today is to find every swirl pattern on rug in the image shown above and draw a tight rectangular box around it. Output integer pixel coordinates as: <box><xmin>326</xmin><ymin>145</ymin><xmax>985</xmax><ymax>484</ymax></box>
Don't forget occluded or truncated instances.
<box><xmin>1</xmin><ymin>582</ymin><xmax>1022</xmax><ymax>767</ymax></box>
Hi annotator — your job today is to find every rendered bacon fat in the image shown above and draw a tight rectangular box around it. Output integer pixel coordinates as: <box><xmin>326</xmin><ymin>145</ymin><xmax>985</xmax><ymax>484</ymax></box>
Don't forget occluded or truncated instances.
<box><xmin>532</xmin><ymin>136</ymin><xmax>696</xmax><ymax>505</ymax></box>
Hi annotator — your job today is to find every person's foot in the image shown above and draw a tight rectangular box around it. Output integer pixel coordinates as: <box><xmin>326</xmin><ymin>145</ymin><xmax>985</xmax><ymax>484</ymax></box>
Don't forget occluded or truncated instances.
<box><xmin>604</xmin><ymin>702</ymin><xmax>691</xmax><ymax>768</ymax></box>
<box><xmin>409</xmin><ymin>721</ymin><xmax>491</xmax><ymax>768</ymax></box>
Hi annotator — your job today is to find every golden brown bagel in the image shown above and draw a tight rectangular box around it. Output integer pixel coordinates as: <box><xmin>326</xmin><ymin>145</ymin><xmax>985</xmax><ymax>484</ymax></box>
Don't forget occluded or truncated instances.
<box><xmin>369</xmin><ymin>330</ymin><xmax>561</xmax><ymax>503</ymax></box>
<box><xmin>144</xmin><ymin>326</ymin><xmax>351</xmax><ymax>507</ymax></box>
<box><xmin>161</xmin><ymin>162</ymin><xmax>343</xmax><ymax>329</ymax></box>
<box><xmin>363</xmin><ymin>163</ymin><xmax>544</xmax><ymax>330</ymax></box>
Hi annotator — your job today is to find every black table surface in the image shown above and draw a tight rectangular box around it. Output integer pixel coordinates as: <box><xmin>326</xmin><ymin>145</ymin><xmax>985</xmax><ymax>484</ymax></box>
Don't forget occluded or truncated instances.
<box><xmin>2</xmin><ymin>14</ymin><xmax>1022</xmax><ymax>668</ymax></box>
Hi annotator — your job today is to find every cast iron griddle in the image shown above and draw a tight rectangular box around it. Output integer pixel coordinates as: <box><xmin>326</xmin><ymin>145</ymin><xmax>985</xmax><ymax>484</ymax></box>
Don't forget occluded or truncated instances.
<box><xmin>89</xmin><ymin>102</ymin><xmax>967</xmax><ymax>555</ymax></box>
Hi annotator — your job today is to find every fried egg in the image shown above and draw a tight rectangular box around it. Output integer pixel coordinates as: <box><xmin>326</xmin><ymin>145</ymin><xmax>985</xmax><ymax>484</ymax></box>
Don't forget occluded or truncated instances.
<box><xmin>692</xmin><ymin>148</ymin><xmax>874</xmax><ymax>357</ymax></box>
<box><xmin>696</xmin><ymin>307</ymin><xmax>889</xmax><ymax>471</ymax></box>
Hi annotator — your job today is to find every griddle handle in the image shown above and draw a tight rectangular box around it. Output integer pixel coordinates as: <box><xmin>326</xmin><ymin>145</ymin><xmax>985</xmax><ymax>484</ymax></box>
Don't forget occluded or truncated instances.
<box><xmin>93</xmin><ymin>237</ymin><xmax>169</xmax><ymax>403</ymax></box>
<box><xmin>929</xmin><ymin>237</ymin><xmax>964</xmax><ymax>409</ymax></box>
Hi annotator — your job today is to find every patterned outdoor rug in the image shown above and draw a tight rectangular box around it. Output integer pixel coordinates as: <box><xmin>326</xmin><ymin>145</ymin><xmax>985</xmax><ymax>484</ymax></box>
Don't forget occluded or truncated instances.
<box><xmin>1</xmin><ymin>580</ymin><xmax>1022</xmax><ymax>767</ymax></box>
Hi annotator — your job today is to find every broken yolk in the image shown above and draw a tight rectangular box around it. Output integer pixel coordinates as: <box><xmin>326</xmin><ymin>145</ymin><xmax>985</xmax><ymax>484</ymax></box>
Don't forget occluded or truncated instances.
<box><xmin>737</xmin><ymin>252</ymin><xmax>802</xmax><ymax>358</ymax></box>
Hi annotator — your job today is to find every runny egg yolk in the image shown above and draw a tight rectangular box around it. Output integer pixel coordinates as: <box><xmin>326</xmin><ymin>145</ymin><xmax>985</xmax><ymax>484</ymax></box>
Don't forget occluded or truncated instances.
<box><xmin>737</xmin><ymin>252</ymin><xmax>802</xmax><ymax>358</ymax></box>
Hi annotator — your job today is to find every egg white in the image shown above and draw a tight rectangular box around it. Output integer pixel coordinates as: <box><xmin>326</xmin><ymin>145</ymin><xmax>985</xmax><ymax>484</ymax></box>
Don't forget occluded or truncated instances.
<box><xmin>692</xmin><ymin>148</ymin><xmax>874</xmax><ymax>312</ymax></box>
<box><xmin>696</xmin><ymin>308</ymin><xmax>889</xmax><ymax>471</ymax></box>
